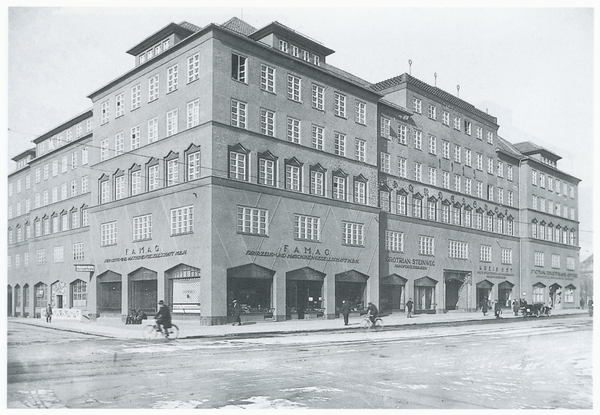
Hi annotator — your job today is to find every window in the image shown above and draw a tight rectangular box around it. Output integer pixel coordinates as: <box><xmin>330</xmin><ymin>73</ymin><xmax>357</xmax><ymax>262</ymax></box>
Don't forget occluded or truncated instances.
<box><xmin>115</xmin><ymin>132</ymin><xmax>124</xmax><ymax>155</ymax></box>
<box><xmin>61</xmin><ymin>156</ymin><xmax>68</xmax><ymax>173</ymax></box>
<box><xmin>507</xmin><ymin>165</ymin><xmax>514</xmax><ymax>181</ymax></box>
<box><xmin>100</xmin><ymin>139</ymin><xmax>109</xmax><ymax>161</ymax></box>
<box><xmin>81</xmin><ymin>176</ymin><xmax>88</xmax><ymax>193</ymax></box>
<box><xmin>167</xmin><ymin>64</ymin><xmax>178</xmax><ymax>93</ymax></box>
<box><xmin>476</xmin><ymin>153</ymin><xmax>483</xmax><ymax>171</ymax></box>
<box><xmin>449</xmin><ymin>240</ymin><xmax>468</xmax><ymax>259</ymax></box>
<box><xmin>286</xmin><ymin>163</ymin><xmax>301</xmax><ymax>192</ymax></box>
<box><xmin>454</xmin><ymin>116</ymin><xmax>461</xmax><ymax>130</ymax></box>
<box><xmin>166</xmin><ymin>109</ymin><xmax>179</xmax><ymax>136</ymax></box>
<box><xmin>334</xmin><ymin>132</ymin><xmax>346</xmax><ymax>156</ymax></box>
<box><xmin>564</xmin><ymin>287</ymin><xmax>574</xmax><ymax>303</ymax></box>
<box><xmin>418</xmin><ymin>235</ymin><xmax>435</xmax><ymax>256</ymax></box>
<box><xmin>548</xmin><ymin>177</ymin><xmax>554</xmax><ymax>192</ymax></box>
<box><xmin>333</xmin><ymin>175</ymin><xmax>346</xmax><ymax>200</ymax></box>
<box><xmin>287</xmin><ymin>117</ymin><xmax>301</xmax><ymax>143</ymax></box>
<box><xmin>115</xmin><ymin>175</ymin><xmax>125</xmax><ymax>200</ymax></box>
<box><xmin>231</xmin><ymin>53</ymin><xmax>247</xmax><ymax>83</ymax></box>
<box><xmin>355</xmin><ymin>101</ymin><xmax>366</xmax><ymax>124</ymax></box>
<box><xmin>36</xmin><ymin>249</ymin><xmax>46</xmax><ymax>265</ymax></box>
<box><xmin>355</xmin><ymin>139</ymin><xmax>366</xmax><ymax>162</ymax></box>
<box><xmin>428</xmin><ymin>200</ymin><xmax>437</xmax><ymax>221</ymax></box>
<box><xmin>290</xmin><ymin>44</ymin><xmax>299</xmax><ymax>57</ymax></box>
<box><xmin>428</xmin><ymin>104</ymin><xmax>436</xmax><ymax>120</ymax></box>
<box><xmin>101</xmin><ymin>100</ymin><xmax>110</xmax><ymax>124</ymax></box>
<box><xmin>295</xmin><ymin>214</ymin><xmax>320</xmax><ymax>241</ymax></box>
<box><xmin>36</xmin><ymin>168</ymin><xmax>40</xmax><ymax>183</ymax></box>
<box><xmin>71</xmin><ymin>280</ymin><xmax>87</xmax><ymax>307</ymax></box>
<box><xmin>115</xmin><ymin>92</ymin><xmax>124</xmax><ymax>118</ymax></box>
<box><xmin>540</xmin><ymin>173</ymin><xmax>546</xmax><ymax>188</ymax></box>
<box><xmin>501</xmin><ymin>248</ymin><xmax>512</xmax><ymax>264</ymax></box>
<box><xmin>100</xmin><ymin>180</ymin><xmax>110</xmax><ymax>204</ymax></box>
<box><xmin>380</xmin><ymin>152</ymin><xmax>390</xmax><ymax>173</ymax></box>
<box><xmin>413</xmin><ymin>196</ymin><xmax>423</xmax><ymax>218</ymax></box>
<box><xmin>82</xmin><ymin>208</ymin><xmax>89</xmax><ymax>227</ymax></box>
<box><xmin>258</xmin><ymin>64</ymin><xmax>276</xmax><ymax>93</ymax></box>
<box><xmin>487</xmin><ymin>157</ymin><xmax>494</xmax><ymax>174</ymax></box>
<box><xmin>279</xmin><ymin>39</ymin><xmax>288</xmax><ymax>52</ymax></box>
<box><xmin>171</xmin><ymin>206</ymin><xmax>194</xmax><ymax>236</ymax></box>
<box><xmin>167</xmin><ymin>158</ymin><xmax>179</xmax><ymax>187</ymax></box>
<box><xmin>312</xmin><ymin>125</ymin><xmax>324</xmax><ymax>150</ymax></box>
<box><xmin>303</xmin><ymin>50</ymin><xmax>310</xmax><ymax>61</ymax></box>
<box><xmin>313</xmin><ymin>55</ymin><xmax>320</xmax><ymax>66</ymax></box>
<box><xmin>487</xmin><ymin>214</ymin><xmax>494</xmax><ymax>232</ymax></box>
<box><xmin>334</xmin><ymin>92</ymin><xmax>346</xmax><ymax>117</ymax></box>
<box><xmin>454</xmin><ymin>175</ymin><xmax>461</xmax><ymax>193</ymax></box>
<box><xmin>148</xmin><ymin>75</ymin><xmax>159</xmax><ymax>102</ymax></box>
<box><xmin>148</xmin><ymin>164</ymin><xmax>159</xmax><ymax>191</ymax></box>
<box><xmin>259</xmin><ymin>156</ymin><xmax>276</xmax><ymax>187</ymax></box>
<box><xmin>148</xmin><ymin>117</ymin><xmax>158</xmax><ymax>143</ymax></box>
<box><xmin>442</xmin><ymin>171</ymin><xmax>450</xmax><ymax>189</ymax></box>
<box><xmin>397</xmin><ymin>193</ymin><xmax>407</xmax><ymax>215</ymax></box>
<box><xmin>131</xmin><ymin>84</ymin><xmax>141</xmax><ymax>110</ymax></box>
<box><xmin>229</xmin><ymin>148</ymin><xmax>247</xmax><ymax>181</ymax></box>
<box><xmin>61</xmin><ymin>183</ymin><xmax>67</xmax><ymax>200</ymax></box>
<box><xmin>487</xmin><ymin>131</ymin><xmax>494</xmax><ymax>144</ymax></box>
<box><xmin>413</xmin><ymin>162</ymin><xmax>422</xmax><ymax>182</ymax></box>
<box><xmin>187</xmin><ymin>100</ymin><xmax>200</xmax><ymax>129</ymax></box>
<box><xmin>311</xmin><ymin>84</ymin><xmax>324</xmax><ymax>110</ymax></box>
<box><xmin>465</xmin><ymin>178</ymin><xmax>472</xmax><ymax>195</ymax></box>
<box><xmin>398</xmin><ymin>124</ymin><xmax>408</xmax><ymax>145</ymax></box>
<box><xmin>454</xmin><ymin>145</ymin><xmax>461</xmax><ymax>163</ymax></box>
<box><xmin>414</xmin><ymin>131</ymin><xmax>422</xmax><ymax>150</ymax></box>
<box><xmin>260</xmin><ymin>109</ymin><xmax>275</xmax><ymax>137</ymax></box>
<box><xmin>380</xmin><ymin>191</ymin><xmax>390</xmax><ymax>212</ymax></box>
<box><xmin>535</xmin><ymin>251</ymin><xmax>544</xmax><ymax>267</ymax></box>
<box><xmin>76</xmin><ymin>124</ymin><xmax>82</xmax><ymax>137</ymax></box>
<box><xmin>497</xmin><ymin>161</ymin><xmax>504</xmax><ymax>178</ymax></box>
<box><xmin>53</xmin><ymin>246</ymin><xmax>64</xmax><ymax>263</ymax></box>
<box><xmin>442</xmin><ymin>111</ymin><xmax>450</xmax><ymax>126</ymax></box>
<box><xmin>413</xmin><ymin>97</ymin><xmax>422</xmax><ymax>114</ymax></box>
<box><xmin>131</xmin><ymin>170</ymin><xmax>142</xmax><ymax>195</ymax></box>
<box><xmin>428</xmin><ymin>135</ymin><xmax>437</xmax><ymax>155</ymax></box>
<box><xmin>133</xmin><ymin>214</ymin><xmax>152</xmax><ymax>242</ymax></box>
<box><xmin>443</xmin><ymin>141</ymin><xmax>450</xmax><ymax>159</ymax></box>
<box><xmin>476</xmin><ymin>126</ymin><xmax>483</xmax><ymax>140</ymax></box>
<box><xmin>101</xmin><ymin>221</ymin><xmax>117</xmax><ymax>246</ymax></box>
<box><xmin>428</xmin><ymin>167</ymin><xmax>437</xmax><ymax>186</ymax></box>
<box><xmin>480</xmin><ymin>245</ymin><xmax>492</xmax><ymax>262</ymax></box>
<box><xmin>464</xmin><ymin>120</ymin><xmax>472</xmax><ymax>135</ymax></box>
<box><xmin>380</xmin><ymin>117</ymin><xmax>391</xmax><ymax>138</ymax></box>
<box><xmin>287</xmin><ymin>74</ymin><xmax>301</xmax><ymax>102</ymax></box>
<box><xmin>354</xmin><ymin>179</ymin><xmax>366</xmax><ymax>204</ymax></box>
<box><xmin>131</xmin><ymin>125</ymin><xmax>141</xmax><ymax>149</ymax></box>
<box><xmin>231</xmin><ymin>100</ymin><xmax>246</xmax><ymax>129</ymax></box>
<box><xmin>187</xmin><ymin>151</ymin><xmax>201</xmax><ymax>182</ymax></box>
<box><xmin>342</xmin><ymin>221</ymin><xmax>364</xmax><ymax>246</ymax></box>
<box><xmin>385</xmin><ymin>230</ymin><xmax>404</xmax><ymax>252</ymax></box>
<box><xmin>532</xmin><ymin>169</ymin><xmax>537</xmax><ymax>185</ymax></box>
<box><xmin>551</xmin><ymin>254</ymin><xmax>560</xmax><ymax>269</ymax></box>
<box><xmin>82</xmin><ymin>147</ymin><xmax>88</xmax><ymax>165</ymax></box>
<box><xmin>498</xmin><ymin>188</ymin><xmax>504</xmax><ymax>205</ymax></box>
<box><xmin>567</xmin><ymin>257</ymin><xmax>575</xmax><ymax>271</ymax></box>
<box><xmin>237</xmin><ymin>206</ymin><xmax>267</xmax><ymax>236</ymax></box>
<box><xmin>52</xmin><ymin>160</ymin><xmax>58</xmax><ymax>176</ymax></box>
<box><xmin>187</xmin><ymin>53</ymin><xmax>200</xmax><ymax>83</ymax></box>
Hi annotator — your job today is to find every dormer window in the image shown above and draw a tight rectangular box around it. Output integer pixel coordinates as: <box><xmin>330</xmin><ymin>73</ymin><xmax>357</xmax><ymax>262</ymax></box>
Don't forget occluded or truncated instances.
<box><xmin>279</xmin><ymin>39</ymin><xmax>288</xmax><ymax>53</ymax></box>
<box><xmin>303</xmin><ymin>50</ymin><xmax>310</xmax><ymax>61</ymax></box>
<box><xmin>313</xmin><ymin>55</ymin><xmax>320</xmax><ymax>66</ymax></box>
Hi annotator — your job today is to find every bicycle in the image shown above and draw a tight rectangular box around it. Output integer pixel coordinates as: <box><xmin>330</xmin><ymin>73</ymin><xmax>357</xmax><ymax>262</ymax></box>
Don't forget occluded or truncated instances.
<box><xmin>360</xmin><ymin>314</ymin><xmax>384</xmax><ymax>331</ymax></box>
<box><xmin>144</xmin><ymin>322</ymin><xmax>179</xmax><ymax>340</ymax></box>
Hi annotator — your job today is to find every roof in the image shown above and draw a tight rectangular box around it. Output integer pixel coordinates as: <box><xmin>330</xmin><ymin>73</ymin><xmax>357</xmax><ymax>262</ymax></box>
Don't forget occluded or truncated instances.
<box><xmin>220</xmin><ymin>17</ymin><xmax>257</xmax><ymax>36</ymax></box>
<box><xmin>513</xmin><ymin>141</ymin><xmax>561</xmax><ymax>161</ymax></box>
<box><xmin>11</xmin><ymin>148</ymin><xmax>36</xmax><ymax>162</ymax></box>
<box><xmin>371</xmin><ymin>73</ymin><xmax>498</xmax><ymax>125</ymax></box>
<box><xmin>32</xmin><ymin>109</ymin><xmax>93</xmax><ymax>144</ymax></box>
<box><xmin>496</xmin><ymin>136</ymin><xmax>524</xmax><ymax>160</ymax></box>
<box><xmin>320</xmin><ymin>63</ymin><xmax>374</xmax><ymax>89</ymax></box>
<box><xmin>126</xmin><ymin>22</ymin><xmax>198</xmax><ymax>56</ymax></box>
<box><xmin>249</xmin><ymin>20</ymin><xmax>335</xmax><ymax>56</ymax></box>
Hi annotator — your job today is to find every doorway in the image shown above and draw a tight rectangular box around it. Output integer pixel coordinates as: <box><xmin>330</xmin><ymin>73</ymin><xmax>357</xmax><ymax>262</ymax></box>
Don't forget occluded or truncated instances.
<box><xmin>476</xmin><ymin>279</ymin><xmax>494</xmax><ymax>310</ymax></box>
<box><xmin>444</xmin><ymin>271</ymin><xmax>470</xmax><ymax>311</ymax></box>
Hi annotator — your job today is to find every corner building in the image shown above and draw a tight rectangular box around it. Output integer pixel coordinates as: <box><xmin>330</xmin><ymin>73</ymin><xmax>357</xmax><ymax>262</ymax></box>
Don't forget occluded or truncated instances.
<box><xmin>6</xmin><ymin>17</ymin><xmax>581</xmax><ymax>324</ymax></box>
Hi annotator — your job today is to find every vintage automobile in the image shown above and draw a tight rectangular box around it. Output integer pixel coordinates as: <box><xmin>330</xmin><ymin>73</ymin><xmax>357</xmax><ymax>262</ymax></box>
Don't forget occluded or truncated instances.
<box><xmin>522</xmin><ymin>302</ymin><xmax>552</xmax><ymax>317</ymax></box>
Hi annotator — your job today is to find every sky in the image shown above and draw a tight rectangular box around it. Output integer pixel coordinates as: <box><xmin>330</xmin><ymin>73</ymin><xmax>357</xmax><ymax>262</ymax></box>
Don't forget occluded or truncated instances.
<box><xmin>5</xmin><ymin>4</ymin><xmax>596</xmax><ymax>257</ymax></box>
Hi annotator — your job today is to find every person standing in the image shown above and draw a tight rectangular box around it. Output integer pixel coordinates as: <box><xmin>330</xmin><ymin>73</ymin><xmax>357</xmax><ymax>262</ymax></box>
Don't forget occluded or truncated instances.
<box><xmin>46</xmin><ymin>303</ymin><xmax>53</xmax><ymax>323</ymax></box>
<box><xmin>340</xmin><ymin>300</ymin><xmax>351</xmax><ymax>326</ymax></box>
<box><xmin>580</xmin><ymin>297</ymin><xmax>585</xmax><ymax>309</ymax></box>
<box><xmin>481</xmin><ymin>298</ymin><xmax>488</xmax><ymax>316</ymax></box>
<box><xmin>406</xmin><ymin>298</ymin><xmax>414</xmax><ymax>318</ymax></box>
<box><xmin>512</xmin><ymin>299</ymin><xmax>519</xmax><ymax>316</ymax></box>
<box><xmin>232</xmin><ymin>299</ymin><xmax>242</xmax><ymax>326</ymax></box>
<box><xmin>494</xmin><ymin>301</ymin><xmax>502</xmax><ymax>318</ymax></box>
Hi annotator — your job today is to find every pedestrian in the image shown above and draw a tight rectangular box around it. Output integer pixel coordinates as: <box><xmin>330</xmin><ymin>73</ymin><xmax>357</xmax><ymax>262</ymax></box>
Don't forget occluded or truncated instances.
<box><xmin>340</xmin><ymin>300</ymin><xmax>351</xmax><ymax>326</ymax></box>
<box><xmin>406</xmin><ymin>298</ymin><xmax>414</xmax><ymax>318</ymax></box>
<box><xmin>481</xmin><ymin>298</ymin><xmax>488</xmax><ymax>316</ymax></box>
<box><xmin>512</xmin><ymin>299</ymin><xmax>519</xmax><ymax>316</ymax></box>
<box><xmin>580</xmin><ymin>297</ymin><xmax>585</xmax><ymax>309</ymax></box>
<box><xmin>232</xmin><ymin>299</ymin><xmax>242</xmax><ymax>326</ymax></box>
<box><xmin>46</xmin><ymin>303</ymin><xmax>53</xmax><ymax>323</ymax></box>
<box><xmin>494</xmin><ymin>301</ymin><xmax>501</xmax><ymax>318</ymax></box>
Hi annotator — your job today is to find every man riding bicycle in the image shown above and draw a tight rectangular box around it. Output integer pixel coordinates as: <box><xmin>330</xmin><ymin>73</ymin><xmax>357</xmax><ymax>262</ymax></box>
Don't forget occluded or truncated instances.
<box><xmin>155</xmin><ymin>300</ymin><xmax>172</xmax><ymax>337</ymax></box>
<box><xmin>366</xmin><ymin>302</ymin><xmax>379</xmax><ymax>326</ymax></box>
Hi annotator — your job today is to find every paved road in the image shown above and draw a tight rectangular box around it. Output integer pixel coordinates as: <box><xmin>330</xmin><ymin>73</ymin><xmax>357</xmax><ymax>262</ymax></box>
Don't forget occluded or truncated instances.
<box><xmin>7</xmin><ymin>315</ymin><xmax>592</xmax><ymax>409</ymax></box>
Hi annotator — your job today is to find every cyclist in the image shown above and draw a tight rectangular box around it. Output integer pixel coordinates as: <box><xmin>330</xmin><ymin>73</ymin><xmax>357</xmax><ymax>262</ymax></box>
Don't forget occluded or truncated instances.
<box><xmin>155</xmin><ymin>300</ymin><xmax>172</xmax><ymax>337</ymax></box>
<box><xmin>366</xmin><ymin>302</ymin><xmax>379</xmax><ymax>326</ymax></box>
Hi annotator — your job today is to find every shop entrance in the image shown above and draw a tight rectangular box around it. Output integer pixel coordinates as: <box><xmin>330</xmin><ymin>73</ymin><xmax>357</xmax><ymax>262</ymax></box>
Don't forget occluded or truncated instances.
<box><xmin>380</xmin><ymin>274</ymin><xmax>407</xmax><ymax>313</ymax></box>
<box><xmin>414</xmin><ymin>276</ymin><xmax>437</xmax><ymax>314</ymax></box>
<box><xmin>286</xmin><ymin>267</ymin><xmax>324</xmax><ymax>319</ymax></box>
<box><xmin>444</xmin><ymin>271</ymin><xmax>470</xmax><ymax>311</ymax></box>
<box><xmin>335</xmin><ymin>270</ymin><xmax>369</xmax><ymax>314</ymax></box>
<box><xmin>476</xmin><ymin>279</ymin><xmax>494</xmax><ymax>311</ymax></box>
<box><xmin>549</xmin><ymin>283</ymin><xmax>562</xmax><ymax>309</ymax></box>
<box><xmin>96</xmin><ymin>271</ymin><xmax>122</xmax><ymax>314</ymax></box>
<box><xmin>34</xmin><ymin>282</ymin><xmax>48</xmax><ymax>318</ymax></box>
<box><xmin>498</xmin><ymin>281</ymin><xmax>514</xmax><ymax>309</ymax></box>
<box><xmin>129</xmin><ymin>268</ymin><xmax>158</xmax><ymax>314</ymax></box>
<box><xmin>227</xmin><ymin>263</ymin><xmax>275</xmax><ymax>321</ymax></box>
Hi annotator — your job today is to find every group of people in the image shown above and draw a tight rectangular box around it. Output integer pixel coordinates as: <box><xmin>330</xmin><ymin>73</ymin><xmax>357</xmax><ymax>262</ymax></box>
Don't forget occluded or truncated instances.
<box><xmin>125</xmin><ymin>308</ymin><xmax>148</xmax><ymax>325</ymax></box>
<box><xmin>480</xmin><ymin>299</ymin><xmax>503</xmax><ymax>318</ymax></box>
<box><xmin>338</xmin><ymin>298</ymin><xmax>414</xmax><ymax>326</ymax></box>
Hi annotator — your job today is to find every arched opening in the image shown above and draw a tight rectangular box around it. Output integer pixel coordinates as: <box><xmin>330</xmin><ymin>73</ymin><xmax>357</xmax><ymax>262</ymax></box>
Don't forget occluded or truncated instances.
<box><xmin>335</xmin><ymin>270</ymin><xmax>369</xmax><ymax>313</ymax></box>
<box><xmin>227</xmin><ymin>263</ymin><xmax>275</xmax><ymax>322</ymax></box>
<box><xmin>414</xmin><ymin>276</ymin><xmax>437</xmax><ymax>314</ymax></box>
<box><xmin>166</xmin><ymin>264</ymin><xmax>202</xmax><ymax>315</ymax></box>
<box><xmin>96</xmin><ymin>271</ymin><xmax>122</xmax><ymax>315</ymax></box>
<box><xmin>286</xmin><ymin>267</ymin><xmax>325</xmax><ymax>319</ymax></box>
<box><xmin>128</xmin><ymin>268</ymin><xmax>158</xmax><ymax>314</ymax></box>
<box><xmin>380</xmin><ymin>274</ymin><xmax>407</xmax><ymax>313</ymax></box>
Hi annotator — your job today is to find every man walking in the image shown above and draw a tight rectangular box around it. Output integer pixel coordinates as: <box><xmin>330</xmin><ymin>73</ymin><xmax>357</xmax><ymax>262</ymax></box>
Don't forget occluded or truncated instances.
<box><xmin>340</xmin><ymin>300</ymin><xmax>351</xmax><ymax>326</ymax></box>
<box><xmin>406</xmin><ymin>298</ymin><xmax>414</xmax><ymax>318</ymax></box>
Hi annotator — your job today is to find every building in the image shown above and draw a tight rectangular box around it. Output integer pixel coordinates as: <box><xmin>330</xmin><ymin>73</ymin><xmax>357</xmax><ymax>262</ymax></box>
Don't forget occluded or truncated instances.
<box><xmin>6</xmin><ymin>17</ymin><xmax>582</xmax><ymax>324</ymax></box>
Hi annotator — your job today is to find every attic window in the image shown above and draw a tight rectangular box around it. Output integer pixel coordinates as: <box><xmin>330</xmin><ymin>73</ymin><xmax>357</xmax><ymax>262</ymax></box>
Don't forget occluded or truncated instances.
<box><xmin>139</xmin><ymin>37</ymin><xmax>171</xmax><ymax>64</ymax></box>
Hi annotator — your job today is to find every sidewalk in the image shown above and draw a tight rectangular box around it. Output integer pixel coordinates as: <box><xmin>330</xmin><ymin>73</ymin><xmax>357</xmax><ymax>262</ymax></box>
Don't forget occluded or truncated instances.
<box><xmin>9</xmin><ymin>308</ymin><xmax>589</xmax><ymax>340</ymax></box>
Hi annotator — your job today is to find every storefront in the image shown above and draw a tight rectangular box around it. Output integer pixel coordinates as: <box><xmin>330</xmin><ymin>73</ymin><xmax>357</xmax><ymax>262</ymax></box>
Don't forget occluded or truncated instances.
<box><xmin>96</xmin><ymin>271</ymin><xmax>122</xmax><ymax>315</ymax></box>
<box><xmin>414</xmin><ymin>276</ymin><xmax>437</xmax><ymax>314</ymax></box>
<box><xmin>227</xmin><ymin>263</ymin><xmax>274</xmax><ymax>322</ymax></box>
<box><xmin>335</xmin><ymin>270</ymin><xmax>369</xmax><ymax>313</ymax></box>
<box><xmin>286</xmin><ymin>267</ymin><xmax>325</xmax><ymax>319</ymax></box>
<box><xmin>444</xmin><ymin>270</ymin><xmax>471</xmax><ymax>311</ymax></box>
<box><xmin>380</xmin><ymin>274</ymin><xmax>407</xmax><ymax>313</ymax></box>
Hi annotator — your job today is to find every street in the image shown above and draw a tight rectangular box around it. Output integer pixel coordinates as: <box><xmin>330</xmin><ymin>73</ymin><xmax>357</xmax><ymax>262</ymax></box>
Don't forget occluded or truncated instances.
<box><xmin>6</xmin><ymin>315</ymin><xmax>592</xmax><ymax>409</ymax></box>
